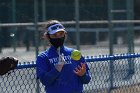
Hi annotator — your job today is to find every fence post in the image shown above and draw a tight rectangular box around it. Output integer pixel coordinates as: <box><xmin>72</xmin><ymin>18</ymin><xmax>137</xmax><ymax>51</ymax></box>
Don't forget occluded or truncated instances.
<box><xmin>75</xmin><ymin>0</ymin><xmax>80</xmax><ymax>50</ymax></box>
<box><xmin>108</xmin><ymin>0</ymin><xmax>114</xmax><ymax>92</ymax></box>
<box><xmin>34</xmin><ymin>0</ymin><xmax>40</xmax><ymax>92</ymax></box>
<box><xmin>126</xmin><ymin>0</ymin><xmax>135</xmax><ymax>78</ymax></box>
<box><xmin>109</xmin><ymin>60</ymin><xmax>114</xmax><ymax>92</ymax></box>
<box><xmin>12</xmin><ymin>0</ymin><xmax>17</xmax><ymax>52</ymax></box>
<box><xmin>42</xmin><ymin>0</ymin><xmax>47</xmax><ymax>50</ymax></box>
<box><xmin>0</xmin><ymin>23</ymin><xmax>2</xmax><ymax>53</ymax></box>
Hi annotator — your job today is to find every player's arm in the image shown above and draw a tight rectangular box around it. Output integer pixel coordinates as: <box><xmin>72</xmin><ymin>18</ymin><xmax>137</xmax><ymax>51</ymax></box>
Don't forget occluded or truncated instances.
<box><xmin>36</xmin><ymin>56</ymin><xmax>60</xmax><ymax>86</ymax></box>
<box><xmin>74</xmin><ymin>63</ymin><xmax>91</xmax><ymax>84</ymax></box>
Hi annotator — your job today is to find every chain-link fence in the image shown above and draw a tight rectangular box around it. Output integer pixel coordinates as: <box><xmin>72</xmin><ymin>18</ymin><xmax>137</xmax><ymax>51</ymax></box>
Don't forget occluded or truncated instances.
<box><xmin>1</xmin><ymin>0</ymin><xmax>140</xmax><ymax>57</ymax></box>
<box><xmin>1</xmin><ymin>54</ymin><xmax>140</xmax><ymax>93</ymax></box>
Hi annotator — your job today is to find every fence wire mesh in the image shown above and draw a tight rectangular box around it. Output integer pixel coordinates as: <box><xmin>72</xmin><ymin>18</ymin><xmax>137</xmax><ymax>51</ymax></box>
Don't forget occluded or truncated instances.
<box><xmin>0</xmin><ymin>54</ymin><xmax>140</xmax><ymax>93</ymax></box>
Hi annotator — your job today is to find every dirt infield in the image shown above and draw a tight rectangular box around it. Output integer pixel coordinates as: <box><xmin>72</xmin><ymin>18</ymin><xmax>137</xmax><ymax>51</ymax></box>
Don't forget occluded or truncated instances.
<box><xmin>1</xmin><ymin>44</ymin><xmax>139</xmax><ymax>62</ymax></box>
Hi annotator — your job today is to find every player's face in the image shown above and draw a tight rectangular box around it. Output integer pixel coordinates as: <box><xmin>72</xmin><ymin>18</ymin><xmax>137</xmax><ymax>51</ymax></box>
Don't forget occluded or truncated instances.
<box><xmin>49</xmin><ymin>31</ymin><xmax>65</xmax><ymax>38</ymax></box>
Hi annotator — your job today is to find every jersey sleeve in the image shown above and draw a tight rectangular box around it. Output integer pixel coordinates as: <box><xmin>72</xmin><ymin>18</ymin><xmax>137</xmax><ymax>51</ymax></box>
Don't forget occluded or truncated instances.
<box><xmin>36</xmin><ymin>54</ymin><xmax>60</xmax><ymax>86</ymax></box>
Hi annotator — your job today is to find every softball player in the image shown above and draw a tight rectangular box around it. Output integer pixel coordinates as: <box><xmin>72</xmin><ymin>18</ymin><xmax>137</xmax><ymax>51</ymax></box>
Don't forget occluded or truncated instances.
<box><xmin>36</xmin><ymin>20</ymin><xmax>91</xmax><ymax>93</ymax></box>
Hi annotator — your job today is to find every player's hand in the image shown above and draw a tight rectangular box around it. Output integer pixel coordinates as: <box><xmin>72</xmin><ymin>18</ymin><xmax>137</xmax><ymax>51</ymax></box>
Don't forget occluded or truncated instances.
<box><xmin>74</xmin><ymin>63</ymin><xmax>86</xmax><ymax>76</ymax></box>
<box><xmin>55</xmin><ymin>55</ymin><xmax>65</xmax><ymax>72</ymax></box>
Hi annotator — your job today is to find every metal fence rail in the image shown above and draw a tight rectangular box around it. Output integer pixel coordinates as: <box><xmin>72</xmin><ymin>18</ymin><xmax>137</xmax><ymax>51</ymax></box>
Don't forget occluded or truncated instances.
<box><xmin>1</xmin><ymin>54</ymin><xmax>140</xmax><ymax>93</ymax></box>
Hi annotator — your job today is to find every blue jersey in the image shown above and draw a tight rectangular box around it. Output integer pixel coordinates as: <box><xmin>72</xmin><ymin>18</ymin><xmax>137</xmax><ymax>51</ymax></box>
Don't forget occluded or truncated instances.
<box><xmin>36</xmin><ymin>46</ymin><xmax>91</xmax><ymax>93</ymax></box>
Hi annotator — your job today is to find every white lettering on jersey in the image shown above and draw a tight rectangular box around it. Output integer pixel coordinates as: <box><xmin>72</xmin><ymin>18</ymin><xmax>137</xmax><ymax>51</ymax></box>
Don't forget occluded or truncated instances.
<box><xmin>49</xmin><ymin>55</ymin><xmax>72</xmax><ymax>65</ymax></box>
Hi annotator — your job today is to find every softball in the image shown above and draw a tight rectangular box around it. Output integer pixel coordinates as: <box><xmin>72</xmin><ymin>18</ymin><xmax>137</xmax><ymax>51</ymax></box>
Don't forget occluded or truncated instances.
<box><xmin>71</xmin><ymin>50</ymin><xmax>81</xmax><ymax>61</ymax></box>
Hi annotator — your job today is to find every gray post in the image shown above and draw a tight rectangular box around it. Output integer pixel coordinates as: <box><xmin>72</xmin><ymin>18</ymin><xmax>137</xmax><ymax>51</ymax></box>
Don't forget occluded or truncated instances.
<box><xmin>42</xmin><ymin>0</ymin><xmax>47</xmax><ymax>50</ymax></box>
<box><xmin>127</xmin><ymin>0</ymin><xmax>135</xmax><ymax>76</ymax></box>
<box><xmin>12</xmin><ymin>0</ymin><xmax>17</xmax><ymax>52</ymax></box>
<box><xmin>108</xmin><ymin>0</ymin><xmax>114</xmax><ymax>92</ymax></box>
<box><xmin>34</xmin><ymin>0</ymin><xmax>39</xmax><ymax>58</ymax></box>
<box><xmin>0</xmin><ymin>23</ymin><xmax>2</xmax><ymax>53</ymax></box>
<box><xmin>42</xmin><ymin>0</ymin><xmax>46</xmax><ymax>21</ymax></box>
<box><xmin>75</xmin><ymin>0</ymin><xmax>80</xmax><ymax>50</ymax></box>
<box><xmin>34</xmin><ymin>0</ymin><xmax>40</xmax><ymax>92</ymax></box>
